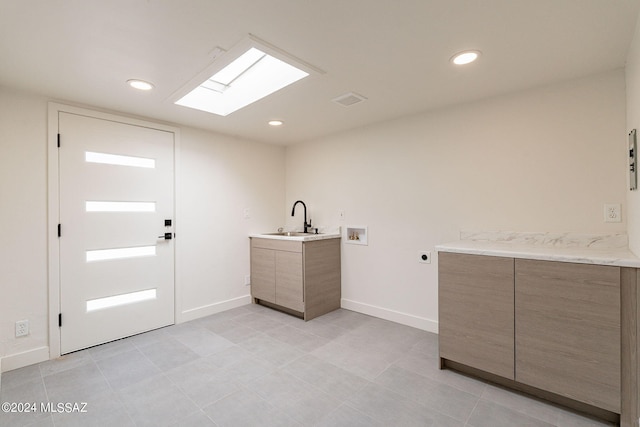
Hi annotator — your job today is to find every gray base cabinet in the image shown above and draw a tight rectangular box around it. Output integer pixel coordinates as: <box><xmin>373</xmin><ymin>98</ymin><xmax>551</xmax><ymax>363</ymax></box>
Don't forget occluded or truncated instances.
<box><xmin>250</xmin><ymin>237</ymin><xmax>340</xmax><ymax>320</ymax></box>
<box><xmin>439</xmin><ymin>252</ymin><xmax>623</xmax><ymax>418</ymax></box>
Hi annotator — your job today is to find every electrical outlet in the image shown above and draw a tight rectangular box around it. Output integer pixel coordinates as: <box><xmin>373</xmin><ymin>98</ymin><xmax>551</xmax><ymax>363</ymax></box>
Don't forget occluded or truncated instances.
<box><xmin>244</xmin><ymin>275</ymin><xmax>251</xmax><ymax>286</ymax></box>
<box><xmin>419</xmin><ymin>251</ymin><xmax>431</xmax><ymax>264</ymax></box>
<box><xmin>15</xmin><ymin>319</ymin><xmax>29</xmax><ymax>337</ymax></box>
<box><xmin>603</xmin><ymin>203</ymin><xmax>621</xmax><ymax>223</ymax></box>
<box><xmin>243</xmin><ymin>208</ymin><xmax>250</xmax><ymax>219</ymax></box>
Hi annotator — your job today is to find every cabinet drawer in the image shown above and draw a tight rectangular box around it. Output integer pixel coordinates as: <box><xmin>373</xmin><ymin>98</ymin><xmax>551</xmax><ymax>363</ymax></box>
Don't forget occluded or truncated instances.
<box><xmin>251</xmin><ymin>238</ymin><xmax>302</xmax><ymax>252</ymax></box>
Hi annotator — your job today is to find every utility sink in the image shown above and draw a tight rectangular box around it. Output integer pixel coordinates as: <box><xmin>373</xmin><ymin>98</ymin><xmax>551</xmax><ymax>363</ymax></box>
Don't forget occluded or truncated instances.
<box><xmin>263</xmin><ymin>231</ymin><xmax>318</xmax><ymax>237</ymax></box>
<box><xmin>250</xmin><ymin>231</ymin><xmax>339</xmax><ymax>242</ymax></box>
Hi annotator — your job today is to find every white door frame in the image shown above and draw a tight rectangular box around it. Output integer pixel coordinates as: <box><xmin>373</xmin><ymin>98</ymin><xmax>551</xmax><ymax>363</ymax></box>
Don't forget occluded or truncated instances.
<box><xmin>47</xmin><ymin>103</ymin><xmax>181</xmax><ymax>359</ymax></box>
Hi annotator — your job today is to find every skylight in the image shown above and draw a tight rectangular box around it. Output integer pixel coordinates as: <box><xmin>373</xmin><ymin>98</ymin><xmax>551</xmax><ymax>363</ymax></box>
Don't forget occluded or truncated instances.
<box><xmin>174</xmin><ymin>38</ymin><xmax>314</xmax><ymax>117</ymax></box>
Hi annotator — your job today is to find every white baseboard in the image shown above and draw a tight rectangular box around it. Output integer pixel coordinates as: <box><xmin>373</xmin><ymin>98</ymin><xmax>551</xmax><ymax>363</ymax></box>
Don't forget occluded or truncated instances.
<box><xmin>178</xmin><ymin>295</ymin><xmax>252</xmax><ymax>323</ymax></box>
<box><xmin>341</xmin><ymin>299</ymin><xmax>439</xmax><ymax>333</ymax></box>
<box><xmin>0</xmin><ymin>346</ymin><xmax>50</xmax><ymax>373</ymax></box>
<box><xmin>180</xmin><ymin>295</ymin><xmax>439</xmax><ymax>333</ymax></box>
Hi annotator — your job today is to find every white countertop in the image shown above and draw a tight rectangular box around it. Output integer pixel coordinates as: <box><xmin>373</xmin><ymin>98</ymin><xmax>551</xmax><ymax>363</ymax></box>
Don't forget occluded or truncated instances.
<box><xmin>436</xmin><ymin>231</ymin><xmax>640</xmax><ymax>268</ymax></box>
<box><xmin>249</xmin><ymin>232</ymin><xmax>341</xmax><ymax>242</ymax></box>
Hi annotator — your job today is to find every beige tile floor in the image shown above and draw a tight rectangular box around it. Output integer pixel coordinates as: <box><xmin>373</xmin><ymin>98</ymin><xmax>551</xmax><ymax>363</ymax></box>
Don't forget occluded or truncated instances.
<box><xmin>0</xmin><ymin>305</ymin><xmax>616</xmax><ymax>426</ymax></box>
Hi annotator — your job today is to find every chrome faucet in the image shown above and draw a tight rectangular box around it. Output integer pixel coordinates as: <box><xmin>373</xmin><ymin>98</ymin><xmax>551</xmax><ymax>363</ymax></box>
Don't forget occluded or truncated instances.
<box><xmin>291</xmin><ymin>200</ymin><xmax>312</xmax><ymax>233</ymax></box>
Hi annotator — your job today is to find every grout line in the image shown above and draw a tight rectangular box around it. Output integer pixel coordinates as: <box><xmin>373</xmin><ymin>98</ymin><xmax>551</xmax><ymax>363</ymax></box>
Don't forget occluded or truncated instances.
<box><xmin>464</xmin><ymin>398</ymin><xmax>481</xmax><ymax>426</ymax></box>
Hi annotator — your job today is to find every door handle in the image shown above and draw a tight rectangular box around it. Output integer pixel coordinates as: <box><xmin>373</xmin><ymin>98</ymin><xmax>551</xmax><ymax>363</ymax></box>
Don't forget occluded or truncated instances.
<box><xmin>158</xmin><ymin>232</ymin><xmax>173</xmax><ymax>240</ymax></box>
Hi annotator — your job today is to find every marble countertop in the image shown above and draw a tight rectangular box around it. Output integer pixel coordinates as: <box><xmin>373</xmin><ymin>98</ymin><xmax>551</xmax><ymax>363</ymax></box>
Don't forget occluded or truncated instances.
<box><xmin>436</xmin><ymin>231</ymin><xmax>640</xmax><ymax>268</ymax></box>
<box><xmin>249</xmin><ymin>232</ymin><xmax>341</xmax><ymax>242</ymax></box>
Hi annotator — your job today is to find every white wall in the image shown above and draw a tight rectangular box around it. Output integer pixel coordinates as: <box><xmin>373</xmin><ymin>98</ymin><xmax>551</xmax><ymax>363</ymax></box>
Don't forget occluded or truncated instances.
<box><xmin>177</xmin><ymin>127</ymin><xmax>285</xmax><ymax>320</ymax></box>
<box><xmin>0</xmin><ymin>86</ymin><xmax>286</xmax><ymax>370</ymax></box>
<box><xmin>0</xmin><ymin>88</ymin><xmax>49</xmax><ymax>367</ymax></box>
<box><xmin>626</xmin><ymin>13</ymin><xmax>640</xmax><ymax>256</ymax></box>
<box><xmin>286</xmin><ymin>70</ymin><xmax>627</xmax><ymax>331</ymax></box>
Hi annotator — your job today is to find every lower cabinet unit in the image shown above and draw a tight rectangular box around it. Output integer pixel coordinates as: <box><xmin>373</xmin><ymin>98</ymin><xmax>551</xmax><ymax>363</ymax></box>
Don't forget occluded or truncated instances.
<box><xmin>250</xmin><ymin>237</ymin><xmax>340</xmax><ymax>320</ymax></box>
<box><xmin>439</xmin><ymin>252</ymin><xmax>624</xmax><ymax>421</ymax></box>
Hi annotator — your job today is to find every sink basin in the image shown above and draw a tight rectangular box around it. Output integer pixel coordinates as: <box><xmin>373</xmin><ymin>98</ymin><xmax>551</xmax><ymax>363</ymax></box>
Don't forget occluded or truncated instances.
<box><xmin>263</xmin><ymin>231</ymin><xmax>316</xmax><ymax>237</ymax></box>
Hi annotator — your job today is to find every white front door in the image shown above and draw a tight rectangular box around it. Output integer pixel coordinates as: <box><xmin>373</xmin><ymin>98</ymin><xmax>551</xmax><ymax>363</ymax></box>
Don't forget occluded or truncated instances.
<box><xmin>58</xmin><ymin>112</ymin><xmax>175</xmax><ymax>354</ymax></box>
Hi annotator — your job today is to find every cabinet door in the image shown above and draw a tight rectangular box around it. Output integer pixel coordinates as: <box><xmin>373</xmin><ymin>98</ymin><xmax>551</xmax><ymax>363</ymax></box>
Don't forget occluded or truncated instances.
<box><xmin>515</xmin><ymin>259</ymin><xmax>620</xmax><ymax>412</ymax></box>
<box><xmin>439</xmin><ymin>252</ymin><xmax>515</xmax><ymax>379</ymax></box>
<box><xmin>275</xmin><ymin>250</ymin><xmax>303</xmax><ymax>312</ymax></box>
<box><xmin>251</xmin><ymin>247</ymin><xmax>275</xmax><ymax>303</ymax></box>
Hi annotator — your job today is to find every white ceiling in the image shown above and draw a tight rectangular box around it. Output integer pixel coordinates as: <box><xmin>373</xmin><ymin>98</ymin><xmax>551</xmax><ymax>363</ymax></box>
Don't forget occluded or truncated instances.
<box><xmin>1</xmin><ymin>0</ymin><xmax>638</xmax><ymax>145</ymax></box>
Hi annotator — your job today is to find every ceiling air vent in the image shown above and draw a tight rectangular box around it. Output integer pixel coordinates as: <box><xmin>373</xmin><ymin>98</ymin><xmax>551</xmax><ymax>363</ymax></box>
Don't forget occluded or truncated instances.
<box><xmin>332</xmin><ymin>92</ymin><xmax>367</xmax><ymax>107</ymax></box>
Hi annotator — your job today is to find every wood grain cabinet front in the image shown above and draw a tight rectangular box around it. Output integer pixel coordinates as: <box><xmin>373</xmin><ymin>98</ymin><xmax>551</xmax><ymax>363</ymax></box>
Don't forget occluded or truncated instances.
<box><xmin>275</xmin><ymin>250</ymin><xmax>304</xmax><ymax>312</ymax></box>
<box><xmin>438</xmin><ymin>252</ymin><xmax>626</xmax><ymax>420</ymax></box>
<box><xmin>250</xmin><ymin>247</ymin><xmax>276</xmax><ymax>304</ymax></box>
<box><xmin>515</xmin><ymin>259</ymin><xmax>621</xmax><ymax>412</ymax></box>
<box><xmin>250</xmin><ymin>237</ymin><xmax>340</xmax><ymax>320</ymax></box>
<box><xmin>438</xmin><ymin>252</ymin><xmax>515</xmax><ymax>380</ymax></box>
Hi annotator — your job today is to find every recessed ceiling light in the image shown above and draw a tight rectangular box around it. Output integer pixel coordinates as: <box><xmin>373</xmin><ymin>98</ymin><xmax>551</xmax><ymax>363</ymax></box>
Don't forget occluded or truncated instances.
<box><xmin>172</xmin><ymin>35</ymin><xmax>323</xmax><ymax>117</ymax></box>
<box><xmin>127</xmin><ymin>79</ymin><xmax>154</xmax><ymax>91</ymax></box>
<box><xmin>450</xmin><ymin>50</ymin><xmax>481</xmax><ymax>65</ymax></box>
<box><xmin>127</xmin><ymin>79</ymin><xmax>153</xmax><ymax>90</ymax></box>
<box><xmin>268</xmin><ymin>120</ymin><xmax>284</xmax><ymax>126</ymax></box>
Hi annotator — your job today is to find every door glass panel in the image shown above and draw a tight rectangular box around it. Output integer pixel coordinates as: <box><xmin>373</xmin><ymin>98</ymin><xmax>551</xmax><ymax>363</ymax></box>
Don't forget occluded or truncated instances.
<box><xmin>86</xmin><ymin>246</ymin><xmax>156</xmax><ymax>262</ymax></box>
<box><xmin>85</xmin><ymin>151</ymin><xmax>155</xmax><ymax>168</ymax></box>
<box><xmin>85</xmin><ymin>201</ymin><xmax>156</xmax><ymax>212</ymax></box>
<box><xmin>86</xmin><ymin>289</ymin><xmax>157</xmax><ymax>312</ymax></box>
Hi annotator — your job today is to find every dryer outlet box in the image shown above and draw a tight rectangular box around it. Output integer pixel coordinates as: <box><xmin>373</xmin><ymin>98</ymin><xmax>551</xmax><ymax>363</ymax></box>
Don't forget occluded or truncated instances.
<box><xmin>419</xmin><ymin>251</ymin><xmax>431</xmax><ymax>264</ymax></box>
